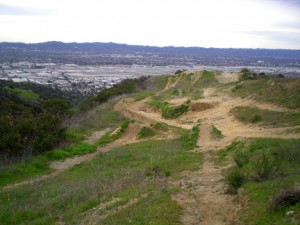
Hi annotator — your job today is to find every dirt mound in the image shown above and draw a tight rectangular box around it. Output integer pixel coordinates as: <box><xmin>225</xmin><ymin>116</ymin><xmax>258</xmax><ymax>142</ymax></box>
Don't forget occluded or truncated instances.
<box><xmin>189</xmin><ymin>102</ymin><xmax>214</xmax><ymax>112</ymax></box>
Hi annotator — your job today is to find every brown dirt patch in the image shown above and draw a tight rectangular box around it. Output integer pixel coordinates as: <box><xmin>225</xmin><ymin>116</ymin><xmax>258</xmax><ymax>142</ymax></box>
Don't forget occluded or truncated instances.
<box><xmin>190</xmin><ymin>102</ymin><xmax>214</xmax><ymax>112</ymax></box>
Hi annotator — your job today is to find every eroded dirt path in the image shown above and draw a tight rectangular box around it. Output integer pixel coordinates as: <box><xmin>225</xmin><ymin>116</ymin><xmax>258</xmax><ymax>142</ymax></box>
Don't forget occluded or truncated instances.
<box><xmin>114</xmin><ymin>80</ymin><xmax>300</xmax><ymax>224</ymax></box>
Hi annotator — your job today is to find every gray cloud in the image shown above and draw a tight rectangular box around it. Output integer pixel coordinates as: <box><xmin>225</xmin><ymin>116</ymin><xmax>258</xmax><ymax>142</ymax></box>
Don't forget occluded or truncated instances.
<box><xmin>0</xmin><ymin>4</ymin><xmax>52</xmax><ymax>16</ymax></box>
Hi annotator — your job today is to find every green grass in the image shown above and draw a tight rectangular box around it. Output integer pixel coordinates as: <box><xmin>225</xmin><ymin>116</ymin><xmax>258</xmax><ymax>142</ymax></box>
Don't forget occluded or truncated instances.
<box><xmin>231</xmin><ymin>106</ymin><xmax>300</xmax><ymax>127</ymax></box>
<box><xmin>0</xmin><ymin>139</ymin><xmax>203</xmax><ymax>224</ymax></box>
<box><xmin>217</xmin><ymin>141</ymin><xmax>245</xmax><ymax>161</ymax></box>
<box><xmin>103</xmin><ymin>189</ymin><xmax>181</xmax><ymax>225</ymax></box>
<box><xmin>193</xmin><ymin>70</ymin><xmax>218</xmax><ymax>89</ymax></box>
<box><xmin>147</xmin><ymin>99</ymin><xmax>190</xmax><ymax>119</ymax></box>
<box><xmin>287</xmin><ymin>127</ymin><xmax>300</xmax><ymax>133</ymax></box>
<box><xmin>211</xmin><ymin>125</ymin><xmax>224</xmax><ymax>139</ymax></box>
<box><xmin>5</xmin><ymin>87</ymin><xmax>40</xmax><ymax>100</ymax></box>
<box><xmin>0</xmin><ymin>143</ymin><xmax>97</xmax><ymax>187</ymax></box>
<box><xmin>144</xmin><ymin>75</ymin><xmax>169</xmax><ymax>92</ymax></box>
<box><xmin>138</xmin><ymin>126</ymin><xmax>157</xmax><ymax>138</ymax></box>
<box><xmin>97</xmin><ymin>120</ymin><xmax>129</xmax><ymax>146</ymax></box>
<box><xmin>65</xmin><ymin>127</ymin><xmax>87</xmax><ymax>143</ymax></box>
<box><xmin>231</xmin><ymin>78</ymin><xmax>300</xmax><ymax>109</ymax></box>
<box><xmin>191</xmin><ymin>89</ymin><xmax>203</xmax><ymax>100</ymax></box>
<box><xmin>180</xmin><ymin>126</ymin><xmax>200</xmax><ymax>150</ymax></box>
<box><xmin>75</xmin><ymin>100</ymin><xmax>123</xmax><ymax>131</ymax></box>
<box><xmin>132</xmin><ymin>91</ymin><xmax>153</xmax><ymax>101</ymax></box>
<box><xmin>222</xmin><ymin>138</ymin><xmax>300</xmax><ymax>224</ymax></box>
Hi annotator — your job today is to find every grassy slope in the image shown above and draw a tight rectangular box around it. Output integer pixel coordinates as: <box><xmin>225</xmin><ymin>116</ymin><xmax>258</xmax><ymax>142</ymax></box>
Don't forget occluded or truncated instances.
<box><xmin>220</xmin><ymin>138</ymin><xmax>300</xmax><ymax>225</ymax></box>
<box><xmin>5</xmin><ymin>87</ymin><xmax>40</xmax><ymax>100</ymax></box>
<box><xmin>0</xmin><ymin>139</ymin><xmax>202</xmax><ymax>225</ymax></box>
<box><xmin>1</xmin><ymin>72</ymin><xmax>300</xmax><ymax>224</ymax></box>
<box><xmin>231</xmin><ymin>78</ymin><xmax>300</xmax><ymax>109</ymax></box>
<box><xmin>231</xmin><ymin>106</ymin><xmax>300</xmax><ymax>127</ymax></box>
<box><xmin>0</xmin><ymin>143</ymin><xmax>97</xmax><ymax>187</ymax></box>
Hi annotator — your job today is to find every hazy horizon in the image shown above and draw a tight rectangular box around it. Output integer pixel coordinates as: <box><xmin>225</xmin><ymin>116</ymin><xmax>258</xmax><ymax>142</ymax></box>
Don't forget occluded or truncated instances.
<box><xmin>0</xmin><ymin>0</ymin><xmax>300</xmax><ymax>49</ymax></box>
<box><xmin>2</xmin><ymin>40</ymin><xmax>300</xmax><ymax>51</ymax></box>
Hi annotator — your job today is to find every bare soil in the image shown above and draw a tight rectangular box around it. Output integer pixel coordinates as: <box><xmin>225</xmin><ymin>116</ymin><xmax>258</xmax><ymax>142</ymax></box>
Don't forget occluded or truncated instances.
<box><xmin>114</xmin><ymin>77</ymin><xmax>300</xmax><ymax>224</ymax></box>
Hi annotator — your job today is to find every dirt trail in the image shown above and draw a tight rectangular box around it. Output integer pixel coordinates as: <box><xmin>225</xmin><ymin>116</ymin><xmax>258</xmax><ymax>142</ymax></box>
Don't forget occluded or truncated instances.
<box><xmin>197</xmin><ymin>123</ymin><xmax>212</xmax><ymax>149</ymax></box>
<box><xmin>84</xmin><ymin>128</ymin><xmax>110</xmax><ymax>144</ymax></box>
<box><xmin>114</xmin><ymin>80</ymin><xmax>300</xmax><ymax>224</ymax></box>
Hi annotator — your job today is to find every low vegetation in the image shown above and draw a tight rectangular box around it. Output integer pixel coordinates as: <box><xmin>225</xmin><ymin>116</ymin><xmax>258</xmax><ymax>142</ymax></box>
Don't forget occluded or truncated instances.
<box><xmin>231</xmin><ymin>74</ymin><xmax>300</xmax><ymax>109</ymax></box>
<box><xmin>0</xmin><ymin>139</ymin><xmax>202</xmax><ymax>224</ymax></box>
<box><xmin>97</xmin><ymin>120</ymin><xmax>129</xmax><ymax>146</ymax></box>
<box><xmin>211</xmin><ymin>125</ymin><xmax>224</xmax><ymax>139</ymax></box>
<box><xmin>147</xmin><ymin>99</ymin><xmax>190</xmax><ymax>119</ymax></box>
<box><xmin>138</xmin><ymin>126</ymin><xmax>157</xmax><ymax>139</ymax></box>
<box><xmin>222</xmin><ymin>138</ymin><xmax>300</xmax><ymax>224</ymax></box>
<box><xmin>5</xmin><ymin>87</ymin><xmax>40</xmax><ymax>100</ymax></box>
<box><xmin>231</xmin><ymin>106</ymin><xmax>300</xmax><ymax>127</ymax></box>
<box><xmin>180</xmin><ymin>126</ymin><xmax>200</xmax><ymax>150</ymax></box>
<box><xmin>193</xmin><ymin>70</ymin><xmax>218</xmax><ymax>89</ymax></box>
<box><xmin>0</xmin><ymin>143</ymin><xmax>96</xmax><ymax>187</ymax></box>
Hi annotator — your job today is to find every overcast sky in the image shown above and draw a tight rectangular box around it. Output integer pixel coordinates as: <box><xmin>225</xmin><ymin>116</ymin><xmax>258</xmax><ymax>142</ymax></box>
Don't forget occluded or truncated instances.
<box><xmin>0</xmin><ymin>0</ymin><xmax>299</xmax><ymax>49</ymax></box>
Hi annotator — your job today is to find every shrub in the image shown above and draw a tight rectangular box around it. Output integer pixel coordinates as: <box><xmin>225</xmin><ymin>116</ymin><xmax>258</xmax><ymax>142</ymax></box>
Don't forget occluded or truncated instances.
<box><xmin>138</xmin><ymin>127</ymin><xmax>156</xmax><ymax>138</ymax></box>
<box><xmin>234</xmin><ymin>150</ymin><xmax>250</xmax><ymax>168</ymax></box>
<box><xmin>226</xmin><ymin>168</ymin><xmax>246</xmax><ymax>194</ymax></box>
<box><xmin>253</xmin><ymin>153</ymin><xmax>281</xmax><ymax>181</ymax></box>
<box><xmin>162</xmin><ymin>103</ymin><xmax>189</xmax><ymax>119</ymax></box>
<box><xmin>252</xmin><ymin>114</ymin><xmax>262</xmax><ymax>123</ymax></box>
<box><xmin>147</xmin><ymin>100</ymin><xmax>190</xmax><ymax>119</ymax></box>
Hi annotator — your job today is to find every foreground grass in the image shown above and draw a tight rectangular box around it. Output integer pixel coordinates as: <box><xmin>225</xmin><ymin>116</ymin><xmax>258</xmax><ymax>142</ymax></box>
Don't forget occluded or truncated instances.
<box><xmin>220</xmin><ymin>138</ymin><xmax>300</xmax><ymax>224</ymax></box>
<box><xmin>0</xmin><ymin>143</ymin><xmax>96</xmax><ymax>187</ymax></box>
<box><xmin>0</xmin><ymin>139</ymin><xmax>202</xmax><ymax>225</ymax></box>
<box><xmin>231</xmin><ymin>106</ymin><xmax>300</xmax><ymax>127</ymax></box>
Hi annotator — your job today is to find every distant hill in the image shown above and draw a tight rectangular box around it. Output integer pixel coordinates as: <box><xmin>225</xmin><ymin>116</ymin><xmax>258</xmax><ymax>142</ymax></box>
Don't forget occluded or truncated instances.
<box><xmin>0</xmin><ymin>41</ymin><xmax>299</xmax><ymax>67</ymax></box>
<box><xmin>0</xmin><ymin>80</ymin><xmax>83</xmax><ymax>108</ymax></box>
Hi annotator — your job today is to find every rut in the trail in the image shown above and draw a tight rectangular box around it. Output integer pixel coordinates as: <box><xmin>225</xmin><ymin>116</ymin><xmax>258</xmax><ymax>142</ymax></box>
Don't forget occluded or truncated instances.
<box><xmin>172</xmin><ymin>122</ymin><xmax>238</xmax><ymax>225</ymax></box>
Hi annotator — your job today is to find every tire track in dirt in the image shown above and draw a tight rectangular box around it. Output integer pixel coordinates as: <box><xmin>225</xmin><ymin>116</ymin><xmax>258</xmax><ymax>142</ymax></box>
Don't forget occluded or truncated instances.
<box><xmin>113</xmin><ymin>84</ymin><xmax>299</xmax><ymax>224</ymax></box>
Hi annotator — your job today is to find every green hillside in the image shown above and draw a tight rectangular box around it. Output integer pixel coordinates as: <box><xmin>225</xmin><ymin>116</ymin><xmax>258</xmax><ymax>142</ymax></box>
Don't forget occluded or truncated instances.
<box><xmin>0</xmin><ymin>70</ymin><xmax>299</xmax><ymax>225</ymax></box>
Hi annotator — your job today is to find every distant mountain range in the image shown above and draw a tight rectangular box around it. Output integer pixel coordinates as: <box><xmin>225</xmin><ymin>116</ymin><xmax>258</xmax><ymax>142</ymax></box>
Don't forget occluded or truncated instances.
<box><xmin>0</xmin><ymin>41</ymin><xmax>300</xmax><ymax>67</ymax></box>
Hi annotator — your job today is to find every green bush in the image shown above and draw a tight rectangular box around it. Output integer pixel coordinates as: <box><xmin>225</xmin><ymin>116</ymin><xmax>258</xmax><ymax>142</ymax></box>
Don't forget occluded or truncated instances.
<box><xmin>226</xmin><ymin>168</ymin><xmax>246</xmax><ymax>193</ymax></box>
<box><xmin>181</xmin><ymin>126</ymin><xmax>199</xmax><ymax>150</ymax></box>
<box><xmin>234</xmin><ymin>150</ymin><xmax>250</xmax><ymax>168</ymax></box>
<box><xmin>138</xmin><ymin>127</ymin><xmax>156</xmax><ymax>138</ymax></box>
<box><xmin>163</xmin><ymin>103</ymin><xmax>189</xmax><ymax>119</ymax></box>
<box><xmin>253</xmin><ymin>153</ymin><xmax>281</xmax><ymax>181</ymax></box>
<box><xmin>252</xmin><ymin>114</ymin><xmax>262</xmax><ymax>123</ymax></box>
<box><xmin>148</xmin><ymin>100</ymin><xmax>190</xmax><ymax>119</ymax></box>
<box><xmin>95</xmin><ymin>77</ymin><xmax>148</xmax><ymax>104</ymax></box>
